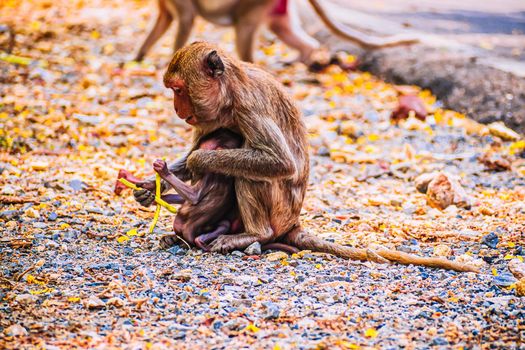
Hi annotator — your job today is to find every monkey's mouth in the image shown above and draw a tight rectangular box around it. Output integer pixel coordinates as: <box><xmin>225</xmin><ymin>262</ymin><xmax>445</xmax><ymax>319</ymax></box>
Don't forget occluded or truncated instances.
<box><xmin>184</xmin><ymin>115</ymin><xmax>197</xmax><ymax>125</ymax></box>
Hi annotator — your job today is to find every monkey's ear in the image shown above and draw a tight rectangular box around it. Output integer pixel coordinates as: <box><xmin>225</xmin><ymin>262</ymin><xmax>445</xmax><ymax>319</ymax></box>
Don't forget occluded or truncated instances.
<box><xmin>205</xmin><ymin>50</ymin><xmax>225</xmax><ymax>78</ymax></box>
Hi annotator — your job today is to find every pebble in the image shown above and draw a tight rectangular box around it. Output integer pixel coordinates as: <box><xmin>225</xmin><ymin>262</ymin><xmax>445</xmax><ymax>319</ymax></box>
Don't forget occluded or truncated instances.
<box><xmin>508</xmin><ymin>259</ymin><xmax>525</xmax><ymax>280</ymax></box>
<box><xmin>266</xmin><ymin>251</ymin><xmax>288</xmax><ymax>261</ymax></box>
<box><xmin>3</xmin><ymin>324</ymin><xmax>28</xmax><ymax>337</ymax></box>
<box><xmin>86</xmin><ymin>295</ymin><xmax>106</xmax><ymax>309</ymax></box>
<box><xmin>244</xmin><ymin>242</ymin><xmax>262</xmax><ymax>255</ymax></box>
<box><xmin>481</xmin><ymin>232</ymin><xmax>499</xmax><ymax>249</ymax></box>
<box><xmin>167</xmin><ymin>246</ymin><xmax>186</xmax><ymax>256</ymax></box>
<box><xmin>433</xmin><ymin>244</ymin><xmax>451</xmax><ymax>257</ymax></box>
<box><xmin>492</xmin><ymin>272</ymin><xmax>517</xmax><ymax>287</ymax></box>
<box><xmin>262</xmin><ymin>302</ymin><xmax>281</xmax><ymax>320</ymax></box>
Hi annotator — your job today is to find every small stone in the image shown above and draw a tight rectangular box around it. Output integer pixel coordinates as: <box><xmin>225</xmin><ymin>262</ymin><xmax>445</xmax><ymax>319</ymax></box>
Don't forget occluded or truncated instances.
<box><xmin>15</xmin><ymin>294</ymin><xmax>37</xmax><ymax>305</ymax></box>
<box><xmin>478</xmin><ymin>206</ymin><xmax>495</xmax><ymax>216</ymax></box>
<box><xmin>516</xmin><ymin>279</ymin><xmax>525</xmax><ymax>297</ymax></box>
<box><xmin>244</xmin><ymin>242</ymin><xmax>262</xmax><ymax>255</ymax></box>
<box><xmin>508</xmin><ymin>259</ymin><xmax>525</xmax><ymax>280</ymax></box>
<box><xmin>317</xmin><ymin>146</ymin><xmax>330</xmax><ymax>157</ymax></box>
<box><xmin>266</xmin><ymin>251</ymin><xmax>288</xmax><ymax>261</ymax></box>
<box><xmin>414</xmin><ymin>172</ymin><xmax>438</xmax><ymax>194</ymax></box>
<box><xmin>25</xmin><ymin>207</ymin><xmax>40</xmax><ymax>219</ymax></box>
<box><xmin>4</xmin><ymin>324</ymin><xmax>28</xmax><ymax>337</ymax></box>
<box><xmin>106</xmin><ymin>297</ymin><xmax>125</xmax><ymax>307</ymax></box>
<box><xmin>481</xmin><ymin>232</ymin><xmax>499</xmax><ymax>249</ymax></box>
<box><xmin>426</xmin><ymin>172</ymin><xmax>471</xmax><ymax>210</ymax></box>
<box><xmin>1</xmin><ymin>185</ymin><xmax>16</xmax><ymax>195</ymax></box>
<box><xmin>167</xmin><ymin>245</ymin><xmax>186</xmax><ymax>256</ymax></box>
<box><xmin>262</xmin><ymin>302</ymin><xmax>281</xmax><ymax>320</ymax></box>
<box><xmin>48</xmin><ymin>212</ymin><xmax>58</xmax><ymax>221</ymax></box>
<box><xmin>492</xmin><ymin>272</ymin><xmax>517</xmax><ymax>287</ymax></box>
<box><xmin>231</xmin><ymin>250</ymin><xmax>245</xmax><ymax>258</ymax></box>
<box><xmin>31</xmin><ymin>161</ymin><xmax>49</xmax><ymax>171</ymax></box>
<box><xmin>340</xmin><ymin>120</ymin><xmax>359</xmax><ymax>137</ymax></box>
<box><xmin>69</xmin><ymin>179</ymin><xmax>87</xmax><ymax>192</ymax></box>
<box><xmin>433</xmin><ymin>244</ymin><xmax>451</xmax><ymax>257</ymax></box>
<box><xmin>86</xmin><ymin>295</ymin><xmax>105</xmax><ymax>309</ymax></box>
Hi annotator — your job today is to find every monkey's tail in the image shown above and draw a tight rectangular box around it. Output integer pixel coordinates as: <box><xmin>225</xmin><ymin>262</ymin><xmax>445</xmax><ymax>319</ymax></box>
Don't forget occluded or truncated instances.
<box><xmin>307</xmin><ymin>0</ymin><xmax>419</xmax><ymax>49</ymax></box>
<box><xmin>285</xmin><ymin>227</ymin><xmax>479</xmax><ymax>273</ymax></box>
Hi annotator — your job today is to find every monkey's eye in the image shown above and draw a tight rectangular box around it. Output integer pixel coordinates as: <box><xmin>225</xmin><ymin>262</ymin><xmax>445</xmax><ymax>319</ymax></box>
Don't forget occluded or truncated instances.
<box><xmin>172</xmin><ymin>87</ymin><xmax>182</xmax><ymax>95</ymax></box>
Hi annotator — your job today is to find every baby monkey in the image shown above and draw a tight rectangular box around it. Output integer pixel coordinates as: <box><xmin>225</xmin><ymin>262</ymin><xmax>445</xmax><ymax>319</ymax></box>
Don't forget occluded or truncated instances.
<box><xmin>153</xmin><ymin>128</ymin><xmax>299</xmax><ymax>254</ymax></box>
<box><xmin>153</xmin><ymin>128</ymin><xmax>242</xmax><ymax>251</ymax></box>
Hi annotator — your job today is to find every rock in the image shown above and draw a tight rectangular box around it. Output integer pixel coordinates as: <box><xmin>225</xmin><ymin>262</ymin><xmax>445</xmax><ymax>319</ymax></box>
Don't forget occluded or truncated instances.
<box><xmin>340</xmin><ymin>120</ymin><xmax>360</xmax><ymax>137</ymax></box>
<box><xmin>455</xmin><ymin>254</ymin><xmax>485</xmax><ymax>270</ymax></box>
<box><xmin>106</xmin><ymin>297</ymin><xmax>125</xmax><ymax>307</ymax></box>
<box><xmin>69</xmin><ymin>179</ymin><xmax>87</xmax><ymax>192</ymax></box>
<box><xmin>508</xmin><ymin>259</ymin><xmax>525</xmax><ymax>280</ymax></box>
<box><xmin>478</xmin><ymin>206</ymin><xmax>495</xmax><ymax>216</ymax></box>
<box><xmin>24</xmin><ymin>207</ymin><xmax>40</xmax><ymax>219</ymax></box>
<box><xmin>231</xmin><ymin>250</ymin><xmax>245</xmax><ymax>258</ymax></box>
<box><xmin>478</xmin><ymin>153</ymin><xmax>512</xmax><ymax>172</ymax></box>
<box><xmin>167</xmin><ymin>245</ymin><xmax>186</xmax><ymax>256</ymax></box>
<box><xmin>31</xmin><ymin>161</ymin><xmax>49</xmax><ymax>171</ymax></box>
<box><xmin>488</xmin><ymin>122</ymin><xmax>521</xmax><ymax>141</ymax></box>
<box><xmin>425</xmin><ymin>172</ymin><xmax>471</xmax><ymax>210</ymax></box>
<box><xmin>391</xmin><ymin>95</ymin><xmax>427</xmax><ymax>121</ymax></box>
<box><xmin>262</xmin><ymin>302</ymin><xmax>281</xmax><ymax>320</ymax></box>
<box><xmin>15</xmin><ymin>294</ymin><xmax>37</xmax><ymax>305</ymax></box>
<box><xmin>1</xmin><ymin>185</ymin><xmax>16</xmax><ymax>195</ymax></box>
<box><xmin>244</xmin><ymin>242</ymin><xmax>262</xmax><ymax>255</ymax></box>
<box><xmin>433</xmin><ymin>244</ymin><xmax>451</xmax><ymax>257</ymax></box>
<box><xmin>516</xmin><ymin>279</ymin><xmax>525</xmax><ymax>297</ymax></box>
<box><xmin>48</xmin><ymin>212</ymin><xmax>58</xmax><ymax>221</ymax></box>
<box><xmin>266</xmin><ymin>251</ymin><xmax>289</xmax><ymax>261</ymax></box>
<box><xmin>481</xmin><ymin>232</ymin><xmax>499</xmax><ymax>249</ymax></box>
<box><xmin>86</xmin><ymin>295</ymin><xmax>105</xmax><ymax>309</ymax></box>
<box><xmin>4</xmin><ymin>324</ymin><xmax>28</xmax><ymax>337</ymax></box>
<box><xmin>492</xmin><ymin>272</ymin><xmax>517</xmax><ymax>287</ymax></box>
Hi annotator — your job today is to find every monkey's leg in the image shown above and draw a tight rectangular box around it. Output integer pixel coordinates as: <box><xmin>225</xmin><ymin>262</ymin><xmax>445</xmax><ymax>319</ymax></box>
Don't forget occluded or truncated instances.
<box><xmin>135</xmin><ymin>0</ymin><xmax>174</xmax><ymax>61</ymax></box>
<box><xmin>172</xmin><ymin>6</ymin><xmax>195</xmax><ymax>53</ymax></box>
<box><xmin>134</xmin><ymin>153</ymin><xmax>192</xmax><ymax>207</ymax></box>
<box><xmin>209</xmin><ymin>181</ymin><xmax>274</xmax><ymax>254</ymax></box>
<box><xmin>284</xmin><ymin>227</ymin><xmax>479</xmax><ymax>272</ymax></box>
<box><xmin>161</xmin><ymin>194</ymin><xmax>184</xmax><ymax>204</ymax></box>
<box><xmin>194</xmin><ymin>220</ymin><xmax>231</xmax><ymax>251</ymax></box>
<box><xmin>268</xmin><ymin>3</ymin><xmax>319</xmax><ymax>63</ymax></box>
<box><xmin>234</xmin><ymin>17</ymin><xmax>260</xmax><ymax>62</ymax></box>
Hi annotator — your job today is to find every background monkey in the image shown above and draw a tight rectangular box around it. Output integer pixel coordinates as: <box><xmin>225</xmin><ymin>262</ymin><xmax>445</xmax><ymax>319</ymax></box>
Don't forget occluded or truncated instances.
<box><xmin>134</xmin><ymin>42</ymin><xmax>475</xmax><ymax>272</ymax></box>
<box><xmin>134</xmin><ymin>0</ymin><xmax>418</xmax><ymax>64</ymax></box>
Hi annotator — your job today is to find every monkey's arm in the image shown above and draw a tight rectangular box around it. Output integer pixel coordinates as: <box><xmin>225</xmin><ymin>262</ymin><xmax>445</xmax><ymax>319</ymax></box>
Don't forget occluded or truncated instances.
<box><xmin>158</xmin><ymin>172</ymin><xmax>203</xmax><ymax>205</ymax></box>
<box><xmin>187</xmin><ymin>117</ymin><xmax>295</xmax><ymax>181</ymax></box>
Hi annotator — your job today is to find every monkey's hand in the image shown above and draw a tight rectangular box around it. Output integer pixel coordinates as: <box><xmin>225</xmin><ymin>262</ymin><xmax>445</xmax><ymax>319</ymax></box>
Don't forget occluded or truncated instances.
<box><xmin>133</xmin><ymin>180</ymin><xmax>167</xmax><ymax>207</ymax></box>
<box><xmin>153</xmin><ymin>159</ymin><xmax>171</xmax><ymax>178</ymax></box>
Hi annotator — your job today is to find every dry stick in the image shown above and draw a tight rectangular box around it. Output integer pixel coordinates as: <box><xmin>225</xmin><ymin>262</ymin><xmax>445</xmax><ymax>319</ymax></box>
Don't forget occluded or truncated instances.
<box><xmin>14</xmin><ymin>259</ymin><xmax>45</xmax><ymax>281</ymax></box>
<box><xmin>0</xmin><ymin>195</ymin><xmax>40</xmax><ymax>204</ymax></box>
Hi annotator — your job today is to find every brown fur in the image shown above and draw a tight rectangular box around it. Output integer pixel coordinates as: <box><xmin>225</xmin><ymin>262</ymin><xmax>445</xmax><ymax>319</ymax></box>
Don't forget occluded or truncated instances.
<box><xmin>136</xmin><ymin>42</ymin><xmax>477</xmax><ymax>273</ymax></box>
<box><xmin>134</xmin><ymin>0</ymin><xmax>418</xmax><ymax>64</ymax></box>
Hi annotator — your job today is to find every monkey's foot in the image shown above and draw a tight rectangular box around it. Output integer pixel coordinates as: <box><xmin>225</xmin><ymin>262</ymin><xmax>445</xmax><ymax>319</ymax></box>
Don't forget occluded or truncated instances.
<box><xmin>159</xmin><ymin>234</ymin><xmax>181</xmax><ymax>249</ymax></box>
<box><xmin>208</xmin><ymin>234</ymin><xmax>258</xmax><ymax>254</ymax></box>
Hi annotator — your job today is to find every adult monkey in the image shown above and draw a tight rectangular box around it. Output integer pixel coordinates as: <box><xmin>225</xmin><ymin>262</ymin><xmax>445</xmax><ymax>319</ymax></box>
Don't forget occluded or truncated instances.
<box><xmin>134</xmin><ymin>0</ymin><xmax>418</xmax><ymax>64</ymax></box>
<box><xmin>134</xmin><ymin>42</ymin><xmax>476</xmax><ymax>273</ymax></box>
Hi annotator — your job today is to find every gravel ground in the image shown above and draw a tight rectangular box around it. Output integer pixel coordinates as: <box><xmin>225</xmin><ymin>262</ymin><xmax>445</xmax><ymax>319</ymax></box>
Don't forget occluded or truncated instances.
<box><xmin>1</xmin><ymin>0</ymin><xmax>524</xmax><ymax>349</ymax></box>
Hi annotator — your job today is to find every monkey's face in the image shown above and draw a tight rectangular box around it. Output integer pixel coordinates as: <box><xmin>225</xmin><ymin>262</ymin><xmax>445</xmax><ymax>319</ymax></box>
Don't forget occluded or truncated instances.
<box><xmin>166</xmin><ymin>79</ymin><xmax>197</xmax><ymax>125</ymax></box>
<box><xmin>164</xmin><ymin>42</ymin><xmax>231</xmax><ymax>127</ymax></box>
